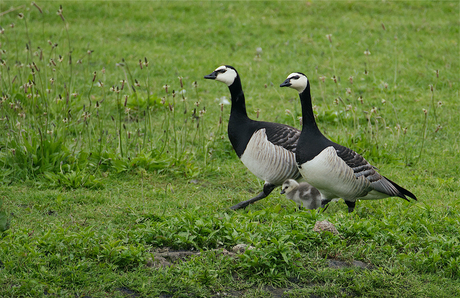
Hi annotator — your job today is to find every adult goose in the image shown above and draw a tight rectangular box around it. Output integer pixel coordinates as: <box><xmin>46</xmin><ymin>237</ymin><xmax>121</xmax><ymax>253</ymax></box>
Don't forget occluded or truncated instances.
<box><xmin>280</xmin><ymin>179</ymin><xmax>322</xmax><ymax>210</ymax></box>
<box><xmin>280</xmin><ymin>72</ymin><xmax>417</xmax><ymax>212</ymax></box>
<box><xmin>204</xmin><ymin>65</ymin><xmax>310</xmax><ymax>210</ymax></box>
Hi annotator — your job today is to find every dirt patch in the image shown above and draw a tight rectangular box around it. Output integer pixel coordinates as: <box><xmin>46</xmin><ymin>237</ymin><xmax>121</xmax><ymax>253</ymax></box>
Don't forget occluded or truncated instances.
<box><xmin>147</xmin><ymin>246</ymin><xmax>240</xmax><ymax>268</ymax></box>
<box><xmin>328</xmin><ymin>259</ymin><xmax>373</xmax><ymax>269</ymax></box>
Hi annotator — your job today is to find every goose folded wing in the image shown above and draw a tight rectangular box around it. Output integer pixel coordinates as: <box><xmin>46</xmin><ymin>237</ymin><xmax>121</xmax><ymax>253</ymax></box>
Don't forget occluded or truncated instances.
<box><xmin>263</xmin><ymin>123</ymin><xmax>301</xmax><ymax>153</ymax></box>
<box><xmin>335</xmin><ymin>146</ymin><xmax>381</xmax><ymax>182</ymax></box>
<box><xmin>335</xmin><ymin>146</ymin><xmax>404</xmax><ymax>198</ymax></box>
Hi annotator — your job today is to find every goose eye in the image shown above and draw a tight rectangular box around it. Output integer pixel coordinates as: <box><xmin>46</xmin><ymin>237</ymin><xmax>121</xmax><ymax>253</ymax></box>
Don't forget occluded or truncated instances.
<box><xmin>217</xmin><ymin>69</ymin><xmax>226</xmax><ymax>74</ymax></box>
<box><xmin>291</xmin><ymin>75</ymin><xmax>300</xmax><ymax>80</ymax></box>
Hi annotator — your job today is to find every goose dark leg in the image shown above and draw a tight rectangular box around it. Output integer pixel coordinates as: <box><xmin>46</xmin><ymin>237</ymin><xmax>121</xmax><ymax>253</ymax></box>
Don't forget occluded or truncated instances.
<box><xmin>321</xmin><ymin>199</ymin><xmax>331</xmax><ymax>209</ymax></box>
<box><xmin>230</xmin><ymin>183</ymin><xmax>277</xmax><ymax>210</ymax></box>
<box><xmin>345</xmin><ymin>200</ymin><xmax>356</xmax><ymax>213</ymax></box>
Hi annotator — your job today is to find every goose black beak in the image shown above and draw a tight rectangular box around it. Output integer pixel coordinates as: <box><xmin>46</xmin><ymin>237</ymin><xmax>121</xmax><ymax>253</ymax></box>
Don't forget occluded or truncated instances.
<box><xmin>204</xmin><ymin>71</ymin><xmax>218</xmax><ymax>80</ymax></box>
<box><xmin>280</xmin><ymin>189</ymin><xmax>285</xmax><ymax>195</ymax></box>
<box><xmin>280</xmin><ymin>79</ymin><xmax>291</xmax><ymax>87</ymax></box>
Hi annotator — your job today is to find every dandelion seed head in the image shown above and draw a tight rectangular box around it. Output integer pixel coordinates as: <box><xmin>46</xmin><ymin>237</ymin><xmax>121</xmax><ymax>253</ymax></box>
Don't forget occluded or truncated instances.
<box><xmin>214</xmin><ymin>96</ymin><xmax>230</xmax><ymax>105</ymax></box>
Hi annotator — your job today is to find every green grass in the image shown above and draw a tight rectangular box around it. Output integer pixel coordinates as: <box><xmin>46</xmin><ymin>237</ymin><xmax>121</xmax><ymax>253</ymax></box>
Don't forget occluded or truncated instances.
<box><xmin>0</xmin><ymin>1</ymin><xmax>459</xmax><ymax>297</ymax></box>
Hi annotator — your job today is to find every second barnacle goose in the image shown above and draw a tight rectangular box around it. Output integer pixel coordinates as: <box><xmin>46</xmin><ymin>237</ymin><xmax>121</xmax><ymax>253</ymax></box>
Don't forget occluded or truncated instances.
<box><xmin>204</xmin><ymin>65</ymin><xmax>310</xmax><ymax>210</ymax></box>
<box><xmin>280</xmin><ymin>72</ymin><xmax>417</xmax><ymax>213</ymax></box>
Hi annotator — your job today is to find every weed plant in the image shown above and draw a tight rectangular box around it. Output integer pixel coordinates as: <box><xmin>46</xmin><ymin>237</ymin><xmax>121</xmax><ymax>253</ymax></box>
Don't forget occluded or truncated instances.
<box><xmin>0</xmin><ymin>4</ymin><xmax>227</xmax><ymax>188</ymax></box>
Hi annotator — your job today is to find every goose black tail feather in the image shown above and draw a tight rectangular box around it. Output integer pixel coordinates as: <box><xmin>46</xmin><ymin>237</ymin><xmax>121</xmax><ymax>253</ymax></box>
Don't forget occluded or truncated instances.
<box><xmin>385</xmin><ymin>176</ymin><xmax>417</xmax><ymax>202</ymax></box>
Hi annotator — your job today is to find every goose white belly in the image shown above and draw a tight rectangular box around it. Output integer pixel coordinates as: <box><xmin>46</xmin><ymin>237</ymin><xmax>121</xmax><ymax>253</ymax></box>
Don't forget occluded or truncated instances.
<box><xmin>240</xmin><ymin>129</ymin><xmax>298</xmax><ymax>185</ymax></box>
<box><xmin>298</xmin><ymin>146</ymin><xmax>373</xmax><ymax>201</ymax></box>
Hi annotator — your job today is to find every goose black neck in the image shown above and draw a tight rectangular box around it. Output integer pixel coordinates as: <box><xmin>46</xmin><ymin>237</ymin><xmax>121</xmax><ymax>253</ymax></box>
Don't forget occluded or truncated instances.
<box><xmin>300</xmin><ymin>82</ymin><xmax>320</xmax><ymax>132</ymax></box>
<box><xmin>228</xmin><ymin>76</ymin><xmax>248</xmax><ymax>118</ymax></box>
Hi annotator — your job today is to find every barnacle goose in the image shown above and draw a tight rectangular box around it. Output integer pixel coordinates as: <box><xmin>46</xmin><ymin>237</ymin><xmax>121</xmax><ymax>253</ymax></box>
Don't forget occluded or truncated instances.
<box><xmin>280</xmin><ymin>72</ymin><xmax>417</xmax><ymax>213</ymax></box>
<box><xmin>280</xmin><ymin>179</ymin><xmax>322</xmax><ymax>210</ymax></box>
<box><xmin>204</xmin><ymin>65</ymin><xmax>311</xmax><ymax>210</ymax></box>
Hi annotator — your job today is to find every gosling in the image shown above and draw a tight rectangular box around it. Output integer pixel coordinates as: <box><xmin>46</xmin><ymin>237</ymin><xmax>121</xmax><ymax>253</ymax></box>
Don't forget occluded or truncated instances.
<box><xmin>280</xmin><ymin>179</ymin><xmax>322</xmax><ymax>210</ymax></box>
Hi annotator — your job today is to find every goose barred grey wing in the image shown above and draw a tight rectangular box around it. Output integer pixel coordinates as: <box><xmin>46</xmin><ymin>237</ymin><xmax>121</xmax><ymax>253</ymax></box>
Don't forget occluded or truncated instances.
<box><xmin>335</xmin><ymin>146</ymin><xmax>407</xmax><ymax>200</ymax></box>
<box><xmin>335</xmin><ymin>146</ymin><xmax>381</xmax><ymax>182</ymax></box>
<box><xmin>264</xmin><ymin>124</ymin><xmax>301</xmax><ymax>153</ymax></box>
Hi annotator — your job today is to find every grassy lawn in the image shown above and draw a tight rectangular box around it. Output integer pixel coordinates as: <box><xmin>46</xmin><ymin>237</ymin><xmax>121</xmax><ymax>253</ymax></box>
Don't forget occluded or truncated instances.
<box><xmin>0</xmin><ymin>1</ymin><xmax>459</xmax><ymax>297</ymax></box>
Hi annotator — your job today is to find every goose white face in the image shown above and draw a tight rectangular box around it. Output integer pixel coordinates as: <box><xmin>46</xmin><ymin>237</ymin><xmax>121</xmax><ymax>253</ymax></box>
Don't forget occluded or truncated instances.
<box><xmin>281</xmin><ymin>73</ymin><xmax>308</xmax><ymax>93</ymax></box>
<box><xmin>212</xmin><ymin>65</ymin><xmax>238</xmax><ymax>86</ymax></box>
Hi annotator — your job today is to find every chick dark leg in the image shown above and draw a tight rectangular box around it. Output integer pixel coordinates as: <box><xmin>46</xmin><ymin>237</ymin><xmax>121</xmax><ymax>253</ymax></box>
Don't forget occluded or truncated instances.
<box><xmin>230</xmin><ymin>183</ymin><xmax>277</xmax><ymax>210</ymax></box>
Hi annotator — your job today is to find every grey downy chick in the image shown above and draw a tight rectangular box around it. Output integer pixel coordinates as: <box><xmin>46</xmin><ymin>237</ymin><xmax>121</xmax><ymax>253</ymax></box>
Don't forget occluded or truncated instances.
<box><xmin>280</xmin><ymin>179</ymin><xmax>322</xmax><ymax>210</ymax></box>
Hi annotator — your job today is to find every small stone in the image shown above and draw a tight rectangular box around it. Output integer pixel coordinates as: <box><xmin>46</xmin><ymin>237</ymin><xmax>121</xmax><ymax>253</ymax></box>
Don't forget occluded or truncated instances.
<box><xmin>313</xmin><ymin>220</ymin><xmax>339</xmax><ymax>235</ymax></box>
<box><xmin>232</xmin><ymin>244</ymin><xmax>254</xmax><ymax>254</ymax></box>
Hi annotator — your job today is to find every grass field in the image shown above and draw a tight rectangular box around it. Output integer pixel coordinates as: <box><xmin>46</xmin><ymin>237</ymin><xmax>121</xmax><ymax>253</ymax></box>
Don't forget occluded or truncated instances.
<box><xmin>0</xmin><ymin>1</ymin><xmax>459</xmax><ymax>297</ymax></box>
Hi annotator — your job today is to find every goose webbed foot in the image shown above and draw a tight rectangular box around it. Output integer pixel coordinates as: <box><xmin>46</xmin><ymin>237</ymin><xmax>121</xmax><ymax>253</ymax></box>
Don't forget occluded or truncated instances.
<box><xmin>229</xmin><ymin>183</ymin><xmax>277</xmax><ymax>210</ymax></box>
<box><xmin>345</xmin><ymin>200</ymin><xmax>356</xmax><ymax>213</ymax></box>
